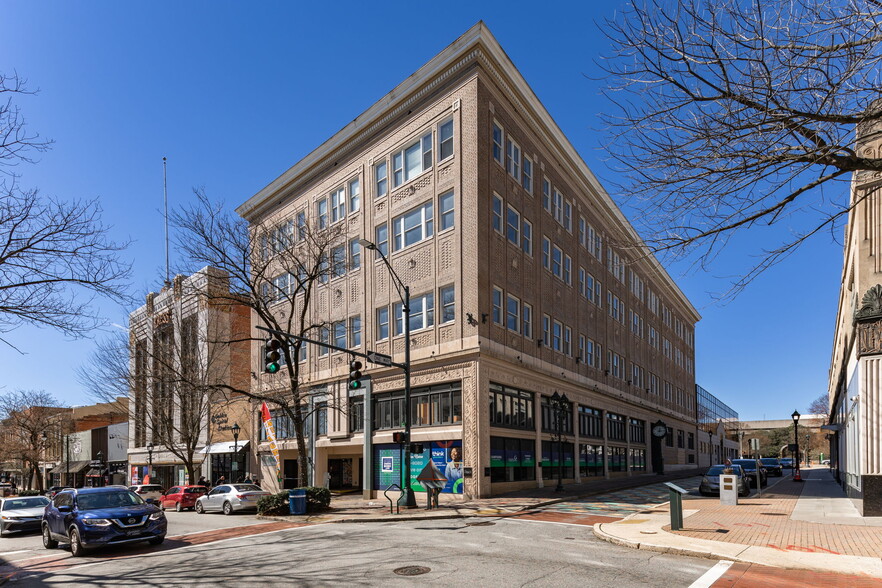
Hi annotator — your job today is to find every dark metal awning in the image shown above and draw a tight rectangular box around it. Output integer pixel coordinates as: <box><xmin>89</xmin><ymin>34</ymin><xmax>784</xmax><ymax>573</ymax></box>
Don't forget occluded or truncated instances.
<box><xmin>48</xmin><ymin>460</ymin><xmax>92</xmax><ymax>475</ymax></box>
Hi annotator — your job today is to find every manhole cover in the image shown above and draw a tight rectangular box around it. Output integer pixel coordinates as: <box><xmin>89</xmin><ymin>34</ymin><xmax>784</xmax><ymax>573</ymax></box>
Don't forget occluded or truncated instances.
<box><xmin>393</xmin><ymin>566</ymin><xmax>431</xmax><ymax>576</ymax></box>
<box><xmin>466</xmin><ymin>521</ymin><xmax>496</xmax><ymax>526</ymax></box>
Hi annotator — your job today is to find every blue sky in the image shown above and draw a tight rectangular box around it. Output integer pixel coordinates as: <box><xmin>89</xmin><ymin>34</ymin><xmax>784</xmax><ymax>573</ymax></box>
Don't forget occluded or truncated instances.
<box><xmin>1</xmin><ymin>1</ymin><xmax>841</xmax><ymax>419</ymax></box>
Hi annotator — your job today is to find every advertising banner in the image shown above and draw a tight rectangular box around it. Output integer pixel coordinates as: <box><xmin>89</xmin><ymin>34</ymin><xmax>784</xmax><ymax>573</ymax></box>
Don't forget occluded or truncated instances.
<box><xmin>409</xmin><ymin>440</ymin><xmax>463</xmax><ymax>494</ymax></box>
<box><xmin>260</xmin><ymin>402</ymin><xmax>281</xmax><ymax>483</ymax></box>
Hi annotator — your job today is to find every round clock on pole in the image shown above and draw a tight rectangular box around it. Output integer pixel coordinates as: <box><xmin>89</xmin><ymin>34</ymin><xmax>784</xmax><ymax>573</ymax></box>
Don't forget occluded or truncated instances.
<box><xmin>652</xmin><ymin>421</ymin><xmax>667</xmax><ymax>438</ymax></box>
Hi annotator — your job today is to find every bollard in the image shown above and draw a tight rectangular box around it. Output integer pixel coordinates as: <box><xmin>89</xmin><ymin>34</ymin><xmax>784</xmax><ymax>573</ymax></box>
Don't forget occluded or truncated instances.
<box><xmin>664</xmin><ymin>482</ymin><xmax>688</xmax><ymax>531</ymax></box>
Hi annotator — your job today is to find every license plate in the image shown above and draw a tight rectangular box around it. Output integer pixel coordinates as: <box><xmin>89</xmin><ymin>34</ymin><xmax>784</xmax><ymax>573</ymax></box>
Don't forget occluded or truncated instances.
<box><xmin>126</xmin><ymin>530</ymin><xmax>141</xmax><ymax>536</ymax></box>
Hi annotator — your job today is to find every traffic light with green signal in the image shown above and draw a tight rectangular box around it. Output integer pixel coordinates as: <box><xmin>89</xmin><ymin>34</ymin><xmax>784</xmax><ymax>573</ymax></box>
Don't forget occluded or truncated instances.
<box><xmin>348</xmin><ymin>359</ymin><xmax>363</xmax><ymax>390</ymax></box>
<box><xmin>264</xmin><ymin>339</ymin><xmax>282</xmax><ymax>373</ymax></box>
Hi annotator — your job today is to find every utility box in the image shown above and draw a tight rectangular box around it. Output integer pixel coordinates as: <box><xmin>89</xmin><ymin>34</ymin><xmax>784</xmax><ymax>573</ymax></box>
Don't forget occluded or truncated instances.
<box><xmin>719</xmin><ymin>474</ymin><xmax>738</xmax><ymax>506</ymax></box>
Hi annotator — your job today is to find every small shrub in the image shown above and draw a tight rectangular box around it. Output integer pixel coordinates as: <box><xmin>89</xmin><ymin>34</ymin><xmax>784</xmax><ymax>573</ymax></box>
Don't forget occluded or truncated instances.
<box><xmin>256</xmin><ymin>491</ymin><xmax>289</xmax><ymax>516</ymax></box>
<box><xmin>18</xmin><ymin>490</ymin><xmax>41</xmax><ymax>497</ymax></box>
<box><xmin>256</xmin><ymin>487</ymin><xmax>332</xmax><ymax>515</ymax></box>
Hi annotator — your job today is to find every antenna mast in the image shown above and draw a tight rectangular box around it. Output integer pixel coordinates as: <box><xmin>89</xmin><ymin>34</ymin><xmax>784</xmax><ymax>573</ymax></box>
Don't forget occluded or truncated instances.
<box><xmin>163</xmin><ymin>157</ymin><xmax>170</xmax><ymax>287</ymax></box>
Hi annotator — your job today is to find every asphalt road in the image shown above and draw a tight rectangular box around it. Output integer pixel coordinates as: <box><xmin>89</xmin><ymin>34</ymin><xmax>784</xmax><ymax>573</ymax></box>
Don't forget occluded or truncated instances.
<box><xmin>11</xmin><ymin>516</ymin><xmax>718</xmax><ymax>587</ymax></box>
<box><xmin>0</xmin><ymin>509</ymin><xmax>266</xmax><ymax>565</ymax></box>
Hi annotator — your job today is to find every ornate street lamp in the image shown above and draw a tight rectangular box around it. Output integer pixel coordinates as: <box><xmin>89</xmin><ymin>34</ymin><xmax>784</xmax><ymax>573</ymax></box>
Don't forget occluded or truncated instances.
<box><xmin>550</xmin><ymin>392</ymin><xmax>570</xmax><ymax>492</ymax></box>
<box><xmin>359</xmin><ymin>238</ymin><xmax>417</xmax><ymax>509</ymax></box>
<box><xmin>232</xmin><ymin>422</ymin><xmax>241</xmax><ymax>480</ymax></box>
<box><xmin>791</xmin><ymin>410</ymin><xmax>802</xmax><ymax>482</ymax></box>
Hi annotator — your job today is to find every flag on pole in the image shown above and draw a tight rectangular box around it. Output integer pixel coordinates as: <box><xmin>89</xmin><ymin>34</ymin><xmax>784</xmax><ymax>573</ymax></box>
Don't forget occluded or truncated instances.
<box><xmin>261</xmin><ymin>402</ymin><xmax>281</xmax><ymax>485</ymax></box>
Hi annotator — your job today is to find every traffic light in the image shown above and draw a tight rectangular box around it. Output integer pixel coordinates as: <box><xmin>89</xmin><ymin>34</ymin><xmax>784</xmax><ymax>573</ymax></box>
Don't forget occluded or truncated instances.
<box><xmin>264</xmin><ymin>339</ymin><xmax>282</xmax><ymax>374</ymax></box>
<box><xmin>348</xmin><ymin>359</ymin><xmax>363</xmax><ymax>390</ymax></box>
<box><xmin>393</xmin><ymin>431</ymin><xmax>408</xmax><ymax>444</ymax></box>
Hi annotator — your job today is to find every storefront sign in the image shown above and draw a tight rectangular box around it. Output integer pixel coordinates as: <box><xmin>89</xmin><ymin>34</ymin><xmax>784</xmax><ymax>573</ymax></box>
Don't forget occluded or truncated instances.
<box><xmin>382</xmin><ymin>457</ymin><xmax>394</xmax><ymax>472</ymax></box>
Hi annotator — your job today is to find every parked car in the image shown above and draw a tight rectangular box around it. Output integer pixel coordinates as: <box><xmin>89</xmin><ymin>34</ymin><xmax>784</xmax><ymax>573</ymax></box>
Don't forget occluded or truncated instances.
<box><xmin>779</xmin><ymin>458</ymin><xmax>794</xmax><ymax>469</ymax></box>
<box><xmin>45</xmin><ymin>487</ymin><xmax>68</xmax><ymax>499</ymax></box>
<box><xmin>699</xmin><ymin>464</ymin><xmax>750</xmax><ymax>497</ymax></box>
<box><xmin>41</xmin><ymin>487</ymin><xmax>166</xmax><ymax>557</ymax></box>
<box><xmin>731</xmin><ymin>459</ymin><xmax>768</xmax><ymax>487</ymax></box>
<box><xmin>128</xmin><ymin>484</ymin><xmax>164</xmax><ymax>503</ymax></box>
<box><xmin>760</xmin><ymin>458</ymin><xmax>784</xmax><ymax>477</ymax></box>
<box><xmin>0</xmin><ymin>496</ymin><xmax>50</xmax><ymax>537</ymax></box>
<box><xmin>159</xmin><ymin>485</ymin><xmax>208</xmax><ymax>512</ymax></box>
<box><xmin>0</xmin><ymin>484</ymin><xmax>14</xmax><ymax>498</ymax></box>
<box><xmin>822</xmin><ymin>459</ymin><xmax>831</xmax><ymax>466</ymax></box>
<box><xmin>195</xmin><ymin>484</ymin><xmax>270</xmax><ymax>515</ymax></box>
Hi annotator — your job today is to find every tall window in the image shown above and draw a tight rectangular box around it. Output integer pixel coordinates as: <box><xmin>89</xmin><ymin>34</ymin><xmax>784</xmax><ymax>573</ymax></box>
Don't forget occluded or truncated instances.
<box><xmin>439</xmin><ymin>118</ymin><xmax>454</xmax><ymax>160</ymax></box>
<box><xmin>579</xmin><ymin>406</ymin><xmax>603</xmax><ymax>438</ymax></box>
<box><xmin>349</xmin><ymin>316</ymin><xmax>361</xmax><ymax>347</ymax></box>
<box><xmin>376</xmin><ymin>307</ymin><xmax>389</xmax><ymax>340</ymax></box>
<box><xmin>522</xmin><ymin>303</ymin><xmax>532</xmax><ymax>338</ymax></box>
<box><xmin>492</xmin><ymin>287</ymin><xmax>503</xmax><ymax>325</ymax></box>
<box><xmin>333</xmin><ymin>320</ymin><xmax>346</xmax><ymax>348</ymax></box>
<box><xmin>506</xmin><ymin>294</ymin><xmax>520</xmax><ymax>332</ymax></box>
<box><xmin>492</xmin><ymin>122</ymin><xmax>503</xmax><ymax>164</ymax></box>
<box><xmin>349</xmin><ymin>178</ymin><xmax>360</xmax><ymax>212</ymax></box>
<box><xmin>375</xmin><ymin>223</ymin><xmax>388</xmax><ymax>256</ymax></box>
<box><xmin>506</xmin><ymin>138</ymin><xmax>520</xmax><ymax>179</ymax></box>
<box><xmin>542</xmin><ymin>178</ymin><xmax>551</xmax><ymax>212</ymax></box>
<box><xmin>490</xmin><ymin>383</ymin><xmax>534</xmax><ymax>430</ymax></box>
<box><xmin>331</xmin><ymin>245</ymin><xmax>346</xmax><ymax>278</ymax></box>
<box><xmin>607</xmin><ymin>412</ymin><xmax>626</xmax><ymax>441</ymax></box>
<box><xmin>522</xmin><ymin>156</ymin><xmax>533</xmax><ymax>193</ymax></box>
<box><xmin>439</xmin><ymin>190</ymin><xmax>455</xmax><ymax>231</ymax></box>
<box><xmin>393</xmin><ymin>132</ymin><xmax>432</xmax><ymax>187</ymax></box>
<box><xmin>375</xmin><ymin>161</ymin><xmax>388</xmax><ymax>197</ymax></box>
<box><xmin>492</xmin><ymin>193</ymin><xmax>503</xmax><ymax>233</ymax></box>
<box><xmin>440</xmin><ymin>285</ymin><xmax>455</xmax><ymax>324</ymax></box>
<box><xmin>506</xmin><ymin>205</ymin><xmax>520</xmax><ymax>245</ymax></box>
<box><xmin>521</xmin><ymin>219</ymin><xmax>532</xmax><ymax>255</ymax></box>
<box><xmin>316</xmin><ymin>199</ymin><xmax>328</xmax><ymax>229</ymax></box>
<box><xmin>330</xmin><ymin>187</ymin><xmax>345</xmax><ymax>223</ymax></box>
<box><xmin>349</xmin><ymin>238</ymin><xmax>361</xmax><ymax>270</ymax></box>
<box><xmin>393</xmin><ymin>201</ymin><xmax>433</xmax><ymax>251</ymax></box>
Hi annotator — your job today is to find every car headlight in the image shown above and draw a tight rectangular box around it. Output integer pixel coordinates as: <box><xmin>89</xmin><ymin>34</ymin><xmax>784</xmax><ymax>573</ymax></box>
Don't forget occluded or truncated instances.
<box><xmin>149</xmin><ymin>511</ymin><xmax>165</xmax><ymax>521</ymax></box>
<box><xmin>82</xmin><ymin>518</ymin><xmax>112</xmax><ymax>526</ymax></box>
<box><xmin>0</xmin><ymin>515</ymin><xmax>19</xmax><ymax>521</ymax></box>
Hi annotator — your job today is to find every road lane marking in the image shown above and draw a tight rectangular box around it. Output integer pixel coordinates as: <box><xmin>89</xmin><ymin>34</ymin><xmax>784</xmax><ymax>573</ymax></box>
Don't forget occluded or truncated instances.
<box><xmin>0</xmin><ymin>551</ymin><xmax>29</xmax><ymax>556</ymax></box>
<box><xmin>688</xmin><ymin>560</ymin><xmax>733</xmax><ymax>588</ymax></box>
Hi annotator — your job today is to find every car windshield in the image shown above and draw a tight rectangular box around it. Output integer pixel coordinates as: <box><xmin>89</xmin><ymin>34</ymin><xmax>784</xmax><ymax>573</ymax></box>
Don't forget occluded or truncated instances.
<box><xmin>732</xmin><ymin>460</ymin><xmax>756</xmax><ymax>469</ymax></box>
<box><xmin>706</xmin><ymin>465</ymin><xmax>743</xmax><ymax>476</ymax></box>
<box><xmin>761</xmin><ymin>459</ymin><xmax>779</xmax><ymax>465</ymax></box>
<box><xmin>233</xmin><ymin>484</ymin><xmax>262</xmax><ymax>492</ymax></box>
<box><xmin>185</xmin><ymin>487</ymin><xmax>207</xmax><ymax>494</ymax></box>
<box><xmin>77</xmin><ymin>491</ymin><xmax>144</xmax><ymax>510</ymax></box>
<box><xmin>3</xmin><ymin>497</ymin><xmax>49</xmax><ymax>510</ymax></box>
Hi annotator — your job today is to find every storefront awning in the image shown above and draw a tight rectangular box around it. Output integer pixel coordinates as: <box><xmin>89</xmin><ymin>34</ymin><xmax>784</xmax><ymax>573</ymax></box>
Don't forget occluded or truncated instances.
<box><xmin>199</xmin><ymin>440</ymin><xmax>250</xmax><ymax>455</ymax></box>
<box><xmin>85</xmin><ymin>468</ymin><xmax>105</xmax><ymax>477</ymax></box>
<box><xmin>48</xmin><ymin>460</ymin><xmax>92</xmax><ymax>475</ymax></box>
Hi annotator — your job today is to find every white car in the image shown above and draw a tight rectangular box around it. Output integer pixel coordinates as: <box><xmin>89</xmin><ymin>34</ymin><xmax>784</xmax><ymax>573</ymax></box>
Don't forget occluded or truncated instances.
<box><xmin>128</xmin><ymin>484</ymin><xmax>164</xmax><ymax>503</ymax></box>
<box><xmin>0</xmin><ymin>496</ymin><xmax>50</xmax><ymax>536</ymax></box>
<box><xmin>195</xmin><ymin>484</ymin><xmax>269</xmax><ymax>515</ymax></box>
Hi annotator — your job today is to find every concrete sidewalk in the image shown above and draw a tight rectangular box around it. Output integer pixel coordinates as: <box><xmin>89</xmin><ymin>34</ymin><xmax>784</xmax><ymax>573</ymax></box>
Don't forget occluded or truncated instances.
<box><xmin>593</xmin><ymin>466</ymin><xmax>882</xmax><ymax>578</ymax></box>
<box><xmin>258</xmin><ymin>468</ymin><xmax>706</xmax><ymax>524</ymax></box>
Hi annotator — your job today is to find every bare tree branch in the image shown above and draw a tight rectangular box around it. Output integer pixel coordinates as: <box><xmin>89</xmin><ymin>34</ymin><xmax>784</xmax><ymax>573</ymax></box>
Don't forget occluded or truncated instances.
<box><xmin>600</xmin><ymin>0</ymin><xmax>882</xmax><ymax>298</ymax></box>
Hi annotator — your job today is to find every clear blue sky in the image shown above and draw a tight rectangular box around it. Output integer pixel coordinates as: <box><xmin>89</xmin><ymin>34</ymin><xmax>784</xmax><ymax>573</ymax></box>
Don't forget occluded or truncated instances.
<box><xmin>1</xmin><ymin>1</ymin><xmax>841</xmax><ymax>419</ymax></box>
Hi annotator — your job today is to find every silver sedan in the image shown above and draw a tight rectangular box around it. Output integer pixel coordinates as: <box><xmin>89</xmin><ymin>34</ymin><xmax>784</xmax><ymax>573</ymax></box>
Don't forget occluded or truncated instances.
<box><xmin>0</xmin><ymin>496</ymin><xmax>50</xmax><ymax>536</ymax></box>
<box><xmin>195</xmin><ymin>484</ymin><xmax>270</xmax><ymax>515</ymax></box>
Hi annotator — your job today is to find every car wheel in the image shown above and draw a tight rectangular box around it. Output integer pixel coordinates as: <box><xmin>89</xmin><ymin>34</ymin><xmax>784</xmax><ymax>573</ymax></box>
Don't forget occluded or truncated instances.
<box><xmin>148</xmin><ymin>535</ymin><xmax>165</xmax><ymax>546</ymax></box>
<box><xmin>0</xmin><ymin>523</ymin><xmax>5</xmax><ymax>537</ymax></box>
<box><xmin>195</xmin><ymin>501</ymin><xmax>204</xmax><ymax>514</ymax></box>
<box><xmin>175</xmin><ymin>502</ymin><xmax>182</xmax><ymax>512</ymax></box>
<box><xmin>69</xmin><ymin>528</ymin><xmax>86</xmax><ymax>557</ymax></box>
<box><xmin>223</xmin><ymin>501</ymin><xmax>233</xmax><ymax>516</ymax></box>
<box><xmin>42</xmin><ymin>524</ymin><xmax>58</xmax><ymax>549</ymax></box>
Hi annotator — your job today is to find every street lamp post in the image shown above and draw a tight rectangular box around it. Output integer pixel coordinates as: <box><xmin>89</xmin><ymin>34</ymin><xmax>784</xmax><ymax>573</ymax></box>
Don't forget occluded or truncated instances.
<box><xmin>232</xmin><ymin>422</ymin><xmax>241</xmax><ymax>481</ymax></box>
<box><xmin>39</xmin><ymin>432</ymin><xmax>47</xmax><ymax>492</ymax></box>
<box><xmin>738</xmin><ymin>430</ymin><xmax>745</xmax><ymax>459</ymax></box>
<box><xmin>359</xmin><ymin>238</ymin><xmax>417</xmax><ymax>508</ymax></box>
<box><xmin>805</xmin><ymin>433</ymin><xmax>810</xmax><ymax>465</ymax></box>
<box><xmin>550</xmin><ymin>392</ymin><xmax>569</xmax><ymax>492</ymax></box>
<box><xmin>96</xmin><ymin>450</ymin><xmax>104</xmax><ymax>487</ymax></box>
<box><xmin>791</xmin><ymin>410</ymin><xmax>802</xmax><ymax>482</ymax></box>
<box><xmin>147</xmin><ymin>442</ymin><xmax>154</xmax><ymax>484</ymax></box>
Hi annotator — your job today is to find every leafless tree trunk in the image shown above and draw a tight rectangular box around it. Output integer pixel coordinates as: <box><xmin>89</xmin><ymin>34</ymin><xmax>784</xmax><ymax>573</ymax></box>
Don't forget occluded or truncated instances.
<box><xmin>600</xmin><ymin>0</ymin><xmax>882</xmax><ymax>298</ymax></box>
<box><xmin>172</xmin><ymin>190</ymin><xmax>347</xmax><ymax>488</ymax></box>
<box><xmin>0</xmin><ymin>73</ymin><xmax>131</xmax><ymax>345</ymax></box>
<box><xmin>0</xmin><ymin>390</ymin><xmax>67</xmax><ymax>492</ymax></box>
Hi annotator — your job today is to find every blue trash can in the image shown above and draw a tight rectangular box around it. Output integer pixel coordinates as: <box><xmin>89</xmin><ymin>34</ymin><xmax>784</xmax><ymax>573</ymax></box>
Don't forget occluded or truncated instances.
<box><xmin>288</xmin><ymin>489</ymin><xmax>307</xmax><ymax>515</ymax></box>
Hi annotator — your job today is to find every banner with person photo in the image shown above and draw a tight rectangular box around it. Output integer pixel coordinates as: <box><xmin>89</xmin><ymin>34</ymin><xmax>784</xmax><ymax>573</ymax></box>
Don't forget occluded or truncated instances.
<box><xmin>409</xmin><ymin>440</ymin><xmax>463</xmax><ymax>494</ymax></box>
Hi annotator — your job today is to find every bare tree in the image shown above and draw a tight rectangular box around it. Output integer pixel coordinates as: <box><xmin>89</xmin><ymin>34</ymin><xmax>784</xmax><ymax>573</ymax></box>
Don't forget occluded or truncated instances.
<box><xmin>808</xmin><ymin>392</ymin><xmax>830</xmax><ymax>418</ymax></box>
<box><xmin>78</xmin><ymin>318</ymin><xmax>228</xmax><ymax>484</ymax></box>
<box><xmin>0</xmin><ymin>390</ymin><xmax>67</xmax><ymax>491</ymax></box>
<box><xmin>0</xmin><ymin>72</ymin><xmax>131</xmax><ymax>346</ymax></box>
<box><xmin>172</xmin><ymin>190</ymin><xmax>346</xmax><ymax>488</ymax></box>
<box><xmin>601</xmin><ymin>0</ymin><xmax>882</xmax><ymax>297</ymax></box>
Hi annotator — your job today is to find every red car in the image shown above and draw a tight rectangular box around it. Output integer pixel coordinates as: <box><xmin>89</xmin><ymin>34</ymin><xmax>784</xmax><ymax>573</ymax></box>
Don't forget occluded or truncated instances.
<box><xmin>159</xmin><ymin>485</ymin><xmax>208</xmax><ymax>512</ymax></box>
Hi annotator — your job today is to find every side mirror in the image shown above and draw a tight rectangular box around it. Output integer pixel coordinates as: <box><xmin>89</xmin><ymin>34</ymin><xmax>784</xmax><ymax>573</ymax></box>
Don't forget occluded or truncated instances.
<box><xmin>145</xmin><ymin>498</ymin><xmax>156</xmax><ymax>504</ymax></box>
<box><xmin>57</xmin><ymin>505</ymin><xmax>71</xmax><ymax>513</ymax></box>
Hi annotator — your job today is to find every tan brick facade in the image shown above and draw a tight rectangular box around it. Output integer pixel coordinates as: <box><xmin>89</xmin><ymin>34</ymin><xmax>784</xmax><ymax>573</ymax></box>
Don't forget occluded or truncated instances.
<box><xmin>239</xmin><ymin>24</ymin><xmax>699</xmax><ymax>499</ymax></box>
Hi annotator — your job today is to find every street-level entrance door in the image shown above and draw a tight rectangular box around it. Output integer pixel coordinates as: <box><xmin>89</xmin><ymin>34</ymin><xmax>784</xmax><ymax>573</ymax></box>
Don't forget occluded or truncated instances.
<box><xmin>328</xmin><ymin>458</ymin><xmax>353</xmax><ymax>489</ymax></box>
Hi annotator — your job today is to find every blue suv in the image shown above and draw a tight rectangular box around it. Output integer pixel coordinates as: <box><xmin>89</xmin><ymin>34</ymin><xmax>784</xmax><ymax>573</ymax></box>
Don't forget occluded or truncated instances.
<box><xmin>42</xmin><ymin>487</ymin><xmax>167</xmax><ymax>556</ymax></box>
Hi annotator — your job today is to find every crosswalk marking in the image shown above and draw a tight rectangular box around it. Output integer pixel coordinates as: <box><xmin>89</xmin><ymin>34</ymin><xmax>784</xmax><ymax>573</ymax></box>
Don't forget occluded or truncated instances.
<box><xmin>688</xmin><ymin>560</ymin><xmax>734</xmax><ymax>588</ymax></box>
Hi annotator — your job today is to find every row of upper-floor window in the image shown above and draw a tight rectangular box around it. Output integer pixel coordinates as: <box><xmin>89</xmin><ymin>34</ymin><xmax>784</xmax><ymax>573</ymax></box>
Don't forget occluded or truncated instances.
<box><xmin>374</xmin><ymin>118</ymin><xmax>455</xmax><ymax>198</ymax></box>
<box><xmin>489</xmin><ymin>124</ymin><xmax>694</xmax><ymax>348</ymax></box>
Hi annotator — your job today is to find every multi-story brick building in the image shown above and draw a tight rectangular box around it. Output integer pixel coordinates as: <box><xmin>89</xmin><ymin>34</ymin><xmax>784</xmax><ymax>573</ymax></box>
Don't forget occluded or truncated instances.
<box><xmin>238</xmin><ymin>23</ymin><xmax>700</xmax><ymax>499</ymax></box>
<box><xmin>128</xmin><ymin>267</ymin><xmax>254</xmax><ymax>488</ymax></box>
<box><xmin>828</xmin><ymin>100</ymin><xmax>882</xmax><ymax>515</ymax></box>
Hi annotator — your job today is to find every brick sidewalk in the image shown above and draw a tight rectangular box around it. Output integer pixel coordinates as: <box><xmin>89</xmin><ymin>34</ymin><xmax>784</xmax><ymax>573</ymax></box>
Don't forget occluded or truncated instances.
<box><xmin>669</xmin><ymin>474</ymin><xmax>882</xmax><ymax>557</ymax></box>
